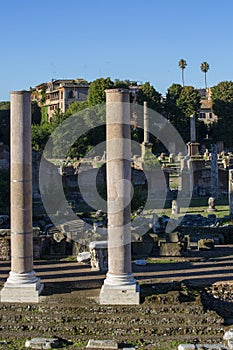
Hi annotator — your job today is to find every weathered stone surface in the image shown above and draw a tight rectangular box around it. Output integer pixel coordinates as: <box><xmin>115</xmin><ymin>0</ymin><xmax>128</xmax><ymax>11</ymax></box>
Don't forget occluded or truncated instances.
<box><xmin>89</xmin><ymin>241</ymin><xmax>108</xmax><ymax>271</ymax></box>
<box><xmin>100</xmin><ymin>283</ymin><xmax>140</xmax><ymax>305</ymax></box>
<box><xmin>178</xmin><ymin>345</ymin><xmax>195</xmax><ymax>350</ymax></box>
<box><xmin>86</xmin><ymin>339</ymin><xmax>118</xmax><ymax>349</ymax></box>
<box><xmin>178</xmin><ymin>345</ymin><xmax>227</xmax><ymax>350</ymax></box>
<box><xmin>0</xmin><ymin>237</ymin><xmax>10</xmax><ymax>260</ymax></box>
<box><xmin>159</xmin><ymin>242</ymin><xmax>183</xmax><ymax>256</ymax></box>
<box><xmin>223</xmin><ymin>329</ymin><xmax>233</xmax><ymax>340</ymax></box>
<box><xmin>25</xmin><ymin>337</ymin><xmax>60</xmax><ymax>349</ymax></box>
<box><xmin>198</xmin><ymin>238</ymin><xmax>215</xmax><ymax>250</ymax></box>
<box><xmin>228</xmin><ymin>339</ymin><xmax>233</xmax><ymax>350</ymax></box>
<box><xmin>77</xmin><ymin>251</ymin><xmax>90</xmax><ymax>262</ymax></box>
<box><xmin>172</xmin><ymin>199</ymin><xmax>180</xmax><ymax>215</ymax></box>
<box><xmin>0</xmin><ymin>92</ymin><xmax>43</xmax><ymax>302</ymax></box>
<box><xmin>100</xmin><ymin>89</ymin><xmax>139</xmax><ymax>304</ymax></box>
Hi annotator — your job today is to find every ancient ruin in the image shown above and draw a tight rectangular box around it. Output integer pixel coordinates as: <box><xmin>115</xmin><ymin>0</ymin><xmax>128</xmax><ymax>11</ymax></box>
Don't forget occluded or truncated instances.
<box><xmin>0</xmin><ymin>91</ymin><xmax>43</xmax><ymax>303</ymax></box>
<box><xmin>99</xmin><ymin>89</ymin><xmax>140</xmax><ymax>304</ymax></box>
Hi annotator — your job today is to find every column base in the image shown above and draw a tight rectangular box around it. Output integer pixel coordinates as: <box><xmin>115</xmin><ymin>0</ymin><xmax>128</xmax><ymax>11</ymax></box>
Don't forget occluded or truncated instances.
<box><xmin>0</xmin><ymin>271</ymin><xmax>44</xmax><ymax>303</ymax></box>
<box><xmin>99</xmin><ymin>273</ymin><xmax>140</xmax><ymax>305</ymax></box>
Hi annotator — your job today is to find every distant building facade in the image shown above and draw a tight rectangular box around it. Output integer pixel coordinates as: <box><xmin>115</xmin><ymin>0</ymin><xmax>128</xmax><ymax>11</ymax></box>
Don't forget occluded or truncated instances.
<box><xmin>32</xmin><ymin>79</ymin><xmax>89</xmax><ymax>122</ymax></box>
<box><xmin>198</xmin><ymin>88</ymin><xmax>218</xmax><ymax>125</ymax></box>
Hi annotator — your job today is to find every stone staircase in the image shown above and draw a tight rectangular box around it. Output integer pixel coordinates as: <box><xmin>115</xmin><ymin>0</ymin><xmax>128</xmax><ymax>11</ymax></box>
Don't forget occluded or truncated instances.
<box><xmin>0</xmin><ymin>281</ymin><xmax>231</xmax><ymax>349</ymax></box>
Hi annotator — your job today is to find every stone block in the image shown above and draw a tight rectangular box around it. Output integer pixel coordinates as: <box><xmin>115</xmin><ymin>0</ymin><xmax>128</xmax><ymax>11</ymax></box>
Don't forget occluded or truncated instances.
<box><xmin>178</xmin><ymin>345</ymin><xmax>227</xmax><ymax>350</ymax></box>
<box><xmin>86</xmin><ymin>339</ymin><xmax>118</xmax><ymax>349</ymax></box>
<box><xmin>100</xmin><ymin>283</ymin><xmax>140</xmax><ymax>305</ymax></box>
<box><xmin>89</xmin><ymin>241</ymin><xmax>108</xmax><ymax>271</ymax></box>
<box><xmin>228</xmin><ymin>339</ymin><xmax>233</xmax><ymax>350</ymax></box>
<box><xmin>0</xmin><ymin>237</ymin><xmax>10</xmax><ymax>260</ymax></box>
<box><xmin>25</xmin><ymin>337</ymin><xmax>60</xmax><ymax>349</ymax></box>
<box><xmin>198</xmin><ymin>238</ymin><xmax>215</xmax><ymax>250</ymax></box>
<box><xmin>1</xmin><ymin>280</ymin><xmax>44</xmax><ymax>303</ymax></box>
<box><xmin>159</xmin><ymin>242</ymin><xmax>183</xmax><ymax>256</ymax></box>
<box><xmin>178</xmin><ymin>345</ymin><xmax>195</xmax><ymax>350</ymax></box>
<box><xmin>223</xmin><ymin>329</ymin><xmax>233</xmax><ymax>340</ymax></box>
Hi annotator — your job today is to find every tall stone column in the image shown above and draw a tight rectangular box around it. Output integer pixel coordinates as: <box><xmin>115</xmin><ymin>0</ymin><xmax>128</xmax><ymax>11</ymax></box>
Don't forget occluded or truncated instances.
<box><xmin>190</xmin><ymin>114</ymin><xmax>196</xmax><ymax>142</ymax></box>
<box><xmin>1</xmin><ymin>91</ymin><xmax>43</xmax><ymax>303</ymax></box>
<box><xmin>229</xmin><ymin>170</ymin><xmax>233</xmax><ymax>216</ymax></box>
<box><xmin>141</xmin><ymin>101</ymin><xmax>153</xmax><ymax>158</ymax></box>
<box><xmin>144</xmin><ymin>101</ymin><xmax>149</xmax><ymax>144</ymax></box>
<box><xmin>187</xmin><ymin>114</ymin><xmax>199</xmax><ymax>156</ymax></box>
<box><xmin>100</xmin><ymin>89</ymin><xmax>140</xmax><ymax>304</ymax></box>
<box><xmin>210</xmin><ymin>144</ymin><xmax>218</xmax><ymax>198</ymax></box>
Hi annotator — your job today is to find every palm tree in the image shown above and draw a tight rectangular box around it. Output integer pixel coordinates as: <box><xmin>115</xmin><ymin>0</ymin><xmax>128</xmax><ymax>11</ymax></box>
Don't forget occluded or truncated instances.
<box><xmin>200</xmin><ymin>61</ymin><xmax>210</xmax><ymax>90</ymax></box>
<box><xmin>178</xmin><ymin>59</ymin><xmax>187</xmax><ymax>86</ymax></box>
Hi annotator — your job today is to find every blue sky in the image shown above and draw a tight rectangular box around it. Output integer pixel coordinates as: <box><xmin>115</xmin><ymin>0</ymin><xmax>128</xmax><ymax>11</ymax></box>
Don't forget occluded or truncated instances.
<box><xmin>1</xmin><ymin>0</ymin><xmax>233</xmax><ymax>100</ymax></box>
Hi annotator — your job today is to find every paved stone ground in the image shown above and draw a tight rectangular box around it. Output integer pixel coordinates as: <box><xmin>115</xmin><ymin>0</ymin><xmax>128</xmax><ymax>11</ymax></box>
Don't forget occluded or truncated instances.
<box><xmin>0</xmin><ymin>246</ymin><xmax>233</xmax><ymax>349</ymax></box>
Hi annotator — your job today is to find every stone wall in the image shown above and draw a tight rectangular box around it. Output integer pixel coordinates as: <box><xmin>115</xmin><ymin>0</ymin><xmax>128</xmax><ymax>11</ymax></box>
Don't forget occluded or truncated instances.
<box><xmin>193</xmin><ymin>168</ymin><xmax>228</xmax><ymax>197</ymax></box>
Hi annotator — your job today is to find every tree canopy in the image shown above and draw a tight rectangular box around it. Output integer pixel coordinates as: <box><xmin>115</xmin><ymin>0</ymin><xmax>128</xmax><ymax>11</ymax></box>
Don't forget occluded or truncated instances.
<box><xmin>164</xmin><ymin>84</ymin><xmax>203</xmax><ymax>142</ymax></box>
<box><xmin>136</xmin><ymin>81</ymin><xmax>162</xmax><ymax>112</ymax></box>
<box><xmin>200</xmin><ymin>61</ymin><xmax>210</xmax><ymax>89</ymax></box>
<box><xmin>178</xmin><ymin>59</ymin><xmax>187</xmax><ymax>86</ymax></box>
<box><xmin>87</xmin><ymin>77</ymin><xmax>114</xmax><ymax>106</ymax></box>
<box><xmin>211</xmin><ymin>81</ymin><xmax>233</xmax><ymax>147</ymax></box>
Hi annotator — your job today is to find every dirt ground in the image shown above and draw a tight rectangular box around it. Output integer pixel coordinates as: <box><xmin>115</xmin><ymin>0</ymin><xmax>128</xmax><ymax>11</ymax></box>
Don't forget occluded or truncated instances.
<box><xmin>1</xmin><ymin>246</ymin><xmax>233</xmax><ymax>349</ymax></box>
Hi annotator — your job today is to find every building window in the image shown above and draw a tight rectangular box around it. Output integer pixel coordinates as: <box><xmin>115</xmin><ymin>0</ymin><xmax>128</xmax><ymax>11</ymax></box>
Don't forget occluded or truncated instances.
<box><xmin>209</xmin><ymin>112</ymin><xmax>212</xmax><ymax>118</ymax></box>
<box><xmin>200</xmin><ymin>112</ymin><xmax>206</xmax><ymax>119</ymax></box>
<box><xmin>60</xmin><ymin>91</ymin><xmax>63</xmax><ymax>99</ymax></box>
<box><xmin>68</xmin><ymin>90</ymin><xmax>74</xmax><ymax>99</ymax></box>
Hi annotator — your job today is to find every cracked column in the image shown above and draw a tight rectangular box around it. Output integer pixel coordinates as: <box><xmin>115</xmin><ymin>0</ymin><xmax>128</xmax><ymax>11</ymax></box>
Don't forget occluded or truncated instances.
<box><xmin>1</xmin><ymin>91</ymin><xmax>43</xmax><ymax>303</ymax></box>
<box><xmin>100</xmin><ymin>89</ymin><xmax>140</xmax><ymax>304</ymax></box>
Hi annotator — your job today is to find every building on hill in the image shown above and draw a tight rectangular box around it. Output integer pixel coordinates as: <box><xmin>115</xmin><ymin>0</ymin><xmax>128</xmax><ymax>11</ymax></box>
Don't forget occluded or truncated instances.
<box><xmin>32</xmin><ymin>79</ymin><xmax>89</xmax><ymax>122</ymax></box>
<box><xmin>198</xmin><ymin>88</ymin><xmax>218</xmax><ymax>125</ymax></box>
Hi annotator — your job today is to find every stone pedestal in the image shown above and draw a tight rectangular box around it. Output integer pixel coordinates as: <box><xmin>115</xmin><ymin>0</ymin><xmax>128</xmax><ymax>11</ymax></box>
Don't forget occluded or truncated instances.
<box><xmin>141</xmin><ymin>141</ymin><xmax>153</xmax><ymax>159</ymax></box>
<box><xmin>1</xmin><ymin>91</ymin><xmax>43</xmax><ymax>303</ymax></box>
<box><xmin>187</xmin><ymin>142</ymin><xmax>199</xmax><ymax>156</ymax></box>
<box><xmin>100</xmin><ymin>89</ymin><xmax>140</xmax><ymax>305</ymax></box>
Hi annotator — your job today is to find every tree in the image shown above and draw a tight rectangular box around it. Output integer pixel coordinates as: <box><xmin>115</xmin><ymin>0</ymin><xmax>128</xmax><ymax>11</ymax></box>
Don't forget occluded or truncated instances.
<box><xmin>51</xmin><ymin>108</ymin><xmax>66</xmax><ymax>126</ymax></box>
<box><xmin>113</xmin><ymin>79</ymin><xmax>131</xmax><ymax>89</ymax></box>
<box><xmin>136</xmin><ymin>82</ymin><xmax>162</xmax><ymax>112</ymax></box>
<box><xmin>164</xmin><ymin>84</ymin><xmax>202</xmax><ymax>143</ymax></box>
<box><xmin>177</xmin><ymin>86</ymin><xmax>201</xmax><ymax>117</ymax></box>
<box><xmin>211</xmin><ymin>81</ymin><xmax>233</xmax><ymax>147</ymax></box>
<box><xmin>0</xmin><ymin>102</ymin><xmax>10</xmax><ymax>145</ymax></box>
<box><xmin>178</xmin><ymin>59</ymin><xmax>187</xmax><ymax>86</ymax></box>
<box><xmin>200</xmin><ymin>61</ymin><xmax>210</xmax><ymax>89</ymax></box>
<box><xmin>31</xmin><ymin>101</ymin><xmax>41</xmax><ymax>125</ymax></box>
<box><xmin>0</xmin><ymin>169</ymin><xmax>9</xmax><ymax>212</ymax></box>
<box><xmin>143</xmin><ymin>149</ymin><xmax>161</xmax><ymax>170</ymax></box>
<box><xmin>164</xmin><ymin>83</ymin><xmax>183</xmax><ymax>129</ymax></box>
<box><xmin>32</xmin><ymin>123</ymin><xmax>55</xmax><ymax>153</ymax></box>
<box><xmin>65</xmin><ymin>100</ymin><xmax>88</xmax><ymax>116</ymax></box>
<box><xmin>87</xmin><ymin>77</ymin><xmax>114</xmax><ymax>106</ymax></box>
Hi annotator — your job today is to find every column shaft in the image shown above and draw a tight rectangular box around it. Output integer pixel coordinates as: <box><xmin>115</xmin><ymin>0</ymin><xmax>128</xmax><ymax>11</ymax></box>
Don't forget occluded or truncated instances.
<box><xmin>144</xmin><ymin>101</ymin><xmax>149</xmax><ymax>143</ymax></box>
<box><xmin>11</xmin><ymin>91</ymin><xmax>33</xmax><ymax>273</ymax></box>
<box><xmin>1</xmin><ymin>91</ymin><xmax>43</xmax><ymax>303</ymax></box>
<box><xmin>190</xmin><ymin>114</ymin><xmax>196</xmax><ymax>142</ymax></box>
<box><xmin>100</xmin><ymin>89</ymin><xmax>139</xmax><ymax>304</ymax></box>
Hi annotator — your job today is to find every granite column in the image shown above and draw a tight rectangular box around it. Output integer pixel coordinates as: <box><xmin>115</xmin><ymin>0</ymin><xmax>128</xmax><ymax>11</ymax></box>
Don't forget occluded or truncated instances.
<box><xmin>100</xmin><ymin>89</ymin><xmax>140</xmax><ymax>304</ymax></box>
<box><xmin>1</xmin><ymin>91</ymin><xmax>43</xmax><ymax>303</ymax></box>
